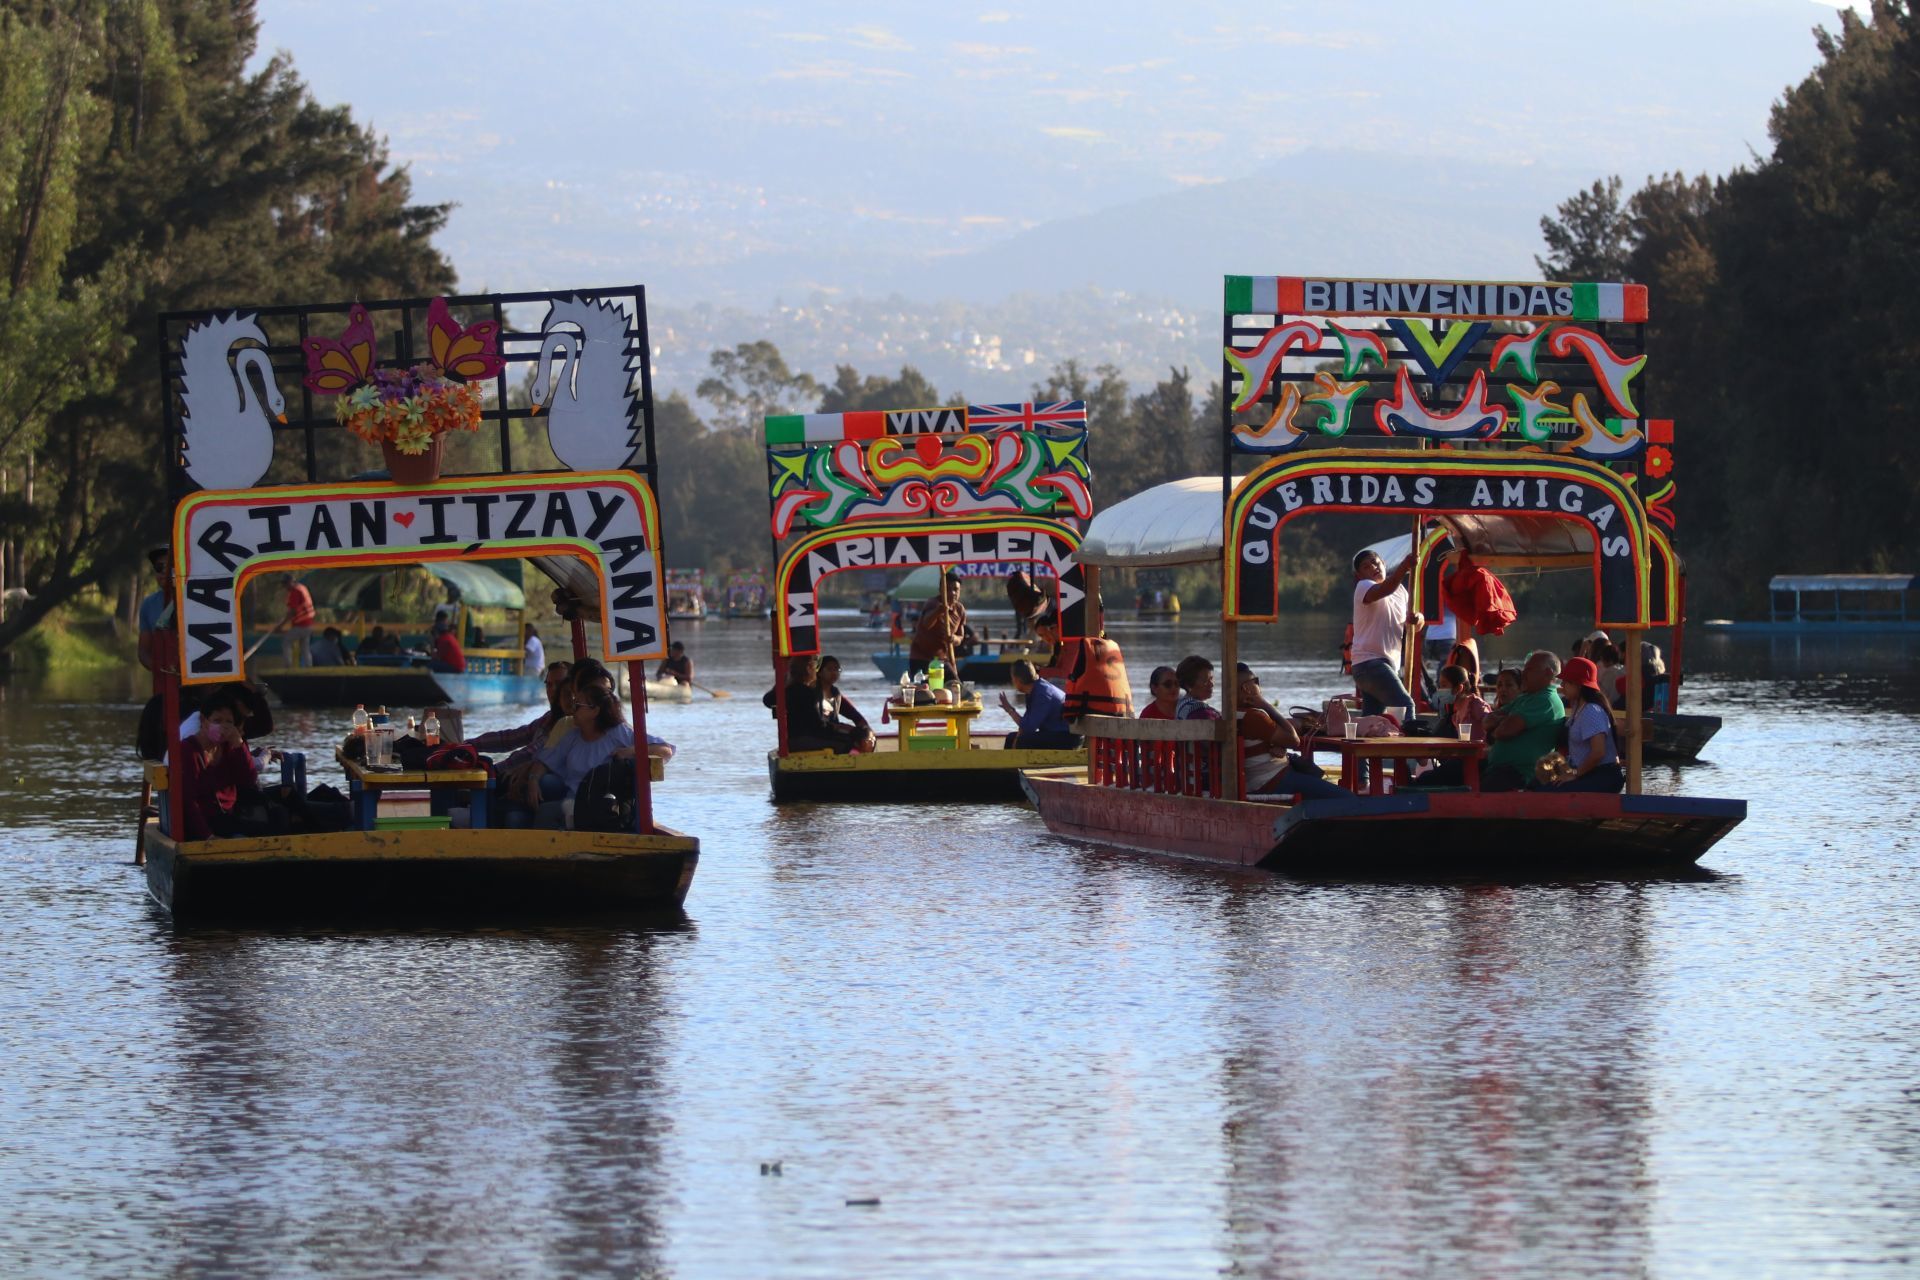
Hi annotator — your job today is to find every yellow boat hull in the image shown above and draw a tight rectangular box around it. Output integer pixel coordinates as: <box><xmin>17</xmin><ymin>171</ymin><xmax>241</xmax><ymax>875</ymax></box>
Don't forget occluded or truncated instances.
<box><xmin>769</xmin><ymin>735</ymin><xmax>1087</xmax><ymax>802</ymax></box>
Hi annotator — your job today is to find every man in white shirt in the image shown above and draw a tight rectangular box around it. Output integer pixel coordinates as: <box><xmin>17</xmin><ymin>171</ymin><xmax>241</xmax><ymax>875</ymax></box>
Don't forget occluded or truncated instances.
<box><xmin>1350</xmin><ymin>547</ymin><xmax>1422</xmax><ymax>720</ymax></box>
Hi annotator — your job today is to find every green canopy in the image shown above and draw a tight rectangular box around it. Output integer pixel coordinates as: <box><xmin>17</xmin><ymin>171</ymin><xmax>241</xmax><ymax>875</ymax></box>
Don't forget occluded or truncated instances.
<box><xmin>308</xmin><ymin>561</ymin><xmax>527</xmax><ymax>612</ymax></box>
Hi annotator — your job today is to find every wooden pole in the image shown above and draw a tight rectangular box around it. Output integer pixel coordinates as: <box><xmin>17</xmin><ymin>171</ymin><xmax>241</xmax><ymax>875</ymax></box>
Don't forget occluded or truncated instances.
<box><xmin>626</xmin><ymin>660</ymin><xmax>654</xmax><ymax>834</ymax></box>
<box><xmin>1623</xmin><ymin>627</ymin><xmax>1644</xmax><ymax>794</ymax></box>
<box><xmin>1221</xmin><ymin>618</ymin><xmax>1241</xmax><ymax>801</ymax></box>
<box><xmin>1084</xmin><ymin>565</ymin><xmax>1102</xmax><ymax>635</ymax></box>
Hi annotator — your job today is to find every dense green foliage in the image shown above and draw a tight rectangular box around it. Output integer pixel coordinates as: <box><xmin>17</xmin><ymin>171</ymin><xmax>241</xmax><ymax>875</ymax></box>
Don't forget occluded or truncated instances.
<box><xmin>1539</xmin><ymin>2</ymin><xmax>1920</xmax><ymax>610</ymax></box>
<box><xmin>0</xmin><ymin>0</ymin><xmax>452</xmax><ymax>653</ymax></box>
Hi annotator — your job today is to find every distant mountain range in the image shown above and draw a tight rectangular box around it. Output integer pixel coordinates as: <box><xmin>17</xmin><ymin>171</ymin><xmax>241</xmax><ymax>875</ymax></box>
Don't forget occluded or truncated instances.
<box><xmin>646</xmin><ymin>148</ymin><xmax>1598</xmax><ymax>404</ymax></box>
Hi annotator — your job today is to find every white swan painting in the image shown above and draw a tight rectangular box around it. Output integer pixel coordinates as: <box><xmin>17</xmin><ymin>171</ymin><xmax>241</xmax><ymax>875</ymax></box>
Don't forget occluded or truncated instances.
<box><xmin>529</xmin><ymin>295</ymin><xmax>639</xmax><ymax>472</ymax></box>
<box><xmin>178</xmin><ymin>312</ymin><xmax>285</xmax><ymax>491</ymax></box>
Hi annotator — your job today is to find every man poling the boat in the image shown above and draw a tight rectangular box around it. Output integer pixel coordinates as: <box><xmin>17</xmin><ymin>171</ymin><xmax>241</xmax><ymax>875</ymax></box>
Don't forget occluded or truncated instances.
<box><xmin>908</xmin><ymin>571</ymin><xmax>966</xmax><ymax>678</ymax></box>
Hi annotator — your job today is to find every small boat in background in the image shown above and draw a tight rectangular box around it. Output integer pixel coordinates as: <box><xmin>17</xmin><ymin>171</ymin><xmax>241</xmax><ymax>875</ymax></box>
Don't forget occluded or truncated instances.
<box><xmin>666</xmin><ymin>568</ymin><xmax>709</xmax><ymax>620</ymax></box>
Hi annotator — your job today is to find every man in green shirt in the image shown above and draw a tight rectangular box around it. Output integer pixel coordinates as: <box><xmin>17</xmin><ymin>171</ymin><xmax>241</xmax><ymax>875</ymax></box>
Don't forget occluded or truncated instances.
<box><xmin>1482</xmin><ymin>650</ymin><xmax>1566</xmax><ymax>790</ymax></box>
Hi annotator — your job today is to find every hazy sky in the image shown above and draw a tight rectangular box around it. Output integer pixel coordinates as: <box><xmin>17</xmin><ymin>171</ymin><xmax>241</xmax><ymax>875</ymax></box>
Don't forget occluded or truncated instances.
<box><xmin>253</xmin><ymin>1</ymin><xmax>1858</xmax><ymax>299</ymax></box>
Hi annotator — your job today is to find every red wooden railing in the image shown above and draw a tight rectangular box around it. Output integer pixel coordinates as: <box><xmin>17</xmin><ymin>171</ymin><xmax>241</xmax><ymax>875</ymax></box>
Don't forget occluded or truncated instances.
<box><xmin>1079</xmin><ymin>715</ymin><xmax>1226</xmax><ymax>799</ymax></box>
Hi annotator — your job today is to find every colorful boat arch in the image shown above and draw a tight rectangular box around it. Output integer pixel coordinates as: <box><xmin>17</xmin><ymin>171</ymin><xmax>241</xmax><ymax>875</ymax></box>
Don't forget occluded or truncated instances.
<box><xmin>1226</xmin><ymin>450</ymin><xmax>1652</xmax><ymax>629</ymax></box>
<box><xmin>773</xmin><ymin>514</ymin><xmax>1087</xmax><ymax>656</ymax></box>
<box><xmin>171</xmin><ymin>471</ymin><xmax>666</xmax><ymax>683</ymax></box>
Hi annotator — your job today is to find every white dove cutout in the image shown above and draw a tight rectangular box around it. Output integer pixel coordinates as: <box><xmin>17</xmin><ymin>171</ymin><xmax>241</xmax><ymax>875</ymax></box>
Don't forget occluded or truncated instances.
<box><xmin>178</xmin><ymin>312</ymin><xmax>284</xmax><ymax>491</ymax></box>
<box><xmin>529</xmin><ymin>295</ymin><xmax>640</xmax><ymax>472</ymax></box>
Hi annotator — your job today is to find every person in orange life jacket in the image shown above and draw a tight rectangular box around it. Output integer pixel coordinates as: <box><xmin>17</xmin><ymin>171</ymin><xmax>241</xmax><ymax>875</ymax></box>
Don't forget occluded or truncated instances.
<box><xmin>1350</xmin><ymin>547</ymin><xmax>1422</xmax><ymax>720</ymax></box>
<box><xmin>1033</xmin><ymin>611</ymin><xmax>1134</xmax><ymax>720</ymax></box>
<box><xmin>428</xmin><ymin>613</ymin><xmax>466</xmax><ymax>673</ymax></box>
<box><xmin>1234</xmin><ymin>665</ymin><xmax>1345</xmax><ymax>800</ymax></box>
<box><xmin>998</xmin><ymin>659</ymin><xmax>1078</xmax><ymax>749</ymax></box>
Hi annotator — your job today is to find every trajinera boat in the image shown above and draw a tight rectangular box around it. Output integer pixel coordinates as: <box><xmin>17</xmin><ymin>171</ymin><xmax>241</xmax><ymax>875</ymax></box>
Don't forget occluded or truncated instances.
<box><xmin>248</xmin><ymin>559</ymin><xmax>544</xmax><ymax>707</ymax></box>
<box><xmin>141</xmin><ymin>285</ymin><xmax>697</xmax><ymax>917</ymax></box>
<box><xmin>1022</xmin><ymin>272</ymin><xmax>1746</xmax><ymax>874</ymax></box>
<box><xmin>763</xmin><ymin>401</ymin><xmax>1095</xmax><ymax>801</ymax></box>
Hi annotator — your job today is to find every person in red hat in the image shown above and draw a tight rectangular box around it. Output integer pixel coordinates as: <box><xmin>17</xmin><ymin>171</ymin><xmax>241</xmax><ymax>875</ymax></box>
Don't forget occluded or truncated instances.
<box><xmin>1541</xmin><ymin>656</ymin><xmax>1624</xmax><ymax>792</ymax></box>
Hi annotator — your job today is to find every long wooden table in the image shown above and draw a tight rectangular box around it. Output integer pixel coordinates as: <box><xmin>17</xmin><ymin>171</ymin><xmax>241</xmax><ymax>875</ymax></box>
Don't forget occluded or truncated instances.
<box><xmin>1303</xmin><ymin>734</ymin><xmax>1486</xmax><ymax>795</ymax></box>
<box><xmin>336</xmin><ymin>752</ymin><xmax>493</xmax><ymax>829</ymax></box>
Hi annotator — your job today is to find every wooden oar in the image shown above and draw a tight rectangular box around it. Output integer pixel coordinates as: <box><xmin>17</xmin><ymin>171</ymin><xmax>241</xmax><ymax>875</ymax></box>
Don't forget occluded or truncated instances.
<box><xmin>690</xmin><ymin>680</ymin><xmax>732</xmax><ymax>700</ymax></box>
<box><xmin>242</xmin><ymin>618</ymin><xmax>289</xmax><ymax>663</ymax></box>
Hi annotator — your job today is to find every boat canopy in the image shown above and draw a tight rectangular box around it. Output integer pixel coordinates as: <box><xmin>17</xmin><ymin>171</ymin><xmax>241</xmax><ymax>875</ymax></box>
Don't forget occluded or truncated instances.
<box><xmin>1076</xmin><ymin>477</ymin><xmax>1224</xmax><ymax>568</ymax></box>
<box><xmin>309</xmin><ymin>560</ymin><xmax>527</xmax><ymax>611</ymax></box>
<box><xmin>1768</xmin><ymin>573</ymin><xmax>1913</xmax><ymax>592</ymax></box>
<box><xmin>1079</xmin><ymin>476</ymin><xmax>1637</xmax><ymax>569</ymax></box>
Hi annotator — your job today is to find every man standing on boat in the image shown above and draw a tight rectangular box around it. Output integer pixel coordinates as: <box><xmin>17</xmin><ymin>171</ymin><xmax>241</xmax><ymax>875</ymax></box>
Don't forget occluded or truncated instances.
<box><xmin>283</xmin><ymin>576</ymin><xmax>316</xmax><ymax>668</ymax></box>
<box><xmin>908</xmin><ymin>572</ymin><xmax>967</xmax><ymax>677</ymax></box>
<box><xmin>1350</xmin><ymin>548</ymin><xmax>1421</xmax><ymax>721</ymax></box>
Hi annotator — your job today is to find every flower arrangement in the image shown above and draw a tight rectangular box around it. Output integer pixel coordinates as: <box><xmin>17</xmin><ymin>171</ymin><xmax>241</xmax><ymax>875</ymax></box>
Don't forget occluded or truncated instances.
<box><xmin>301</xmin><ymin>298</ymin><xmax>504</xmax><ymax>477</ymax></box>
<box><xmin>337</xmin><ymin>365</ymin><xmax>485</xmax><ymax>454</ymax></box>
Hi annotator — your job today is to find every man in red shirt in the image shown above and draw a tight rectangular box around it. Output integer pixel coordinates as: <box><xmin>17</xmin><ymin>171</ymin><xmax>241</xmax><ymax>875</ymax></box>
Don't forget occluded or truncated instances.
<box><xmin>284</xmin><ymin>577</ymin><xmax>316</xmax><ymax>667</ymax></box>
<box><xmin>429</xmin><ymin>618</ymin><xmax>467</xmax><ymax>673</ymax></box>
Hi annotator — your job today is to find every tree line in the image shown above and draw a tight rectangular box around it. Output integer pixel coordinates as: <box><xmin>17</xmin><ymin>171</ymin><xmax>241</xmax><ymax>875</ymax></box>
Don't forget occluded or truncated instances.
<box><xmin>1535</xmin><ymin>2</ymin><xmax>1920</xmax><ymax>611</ymax></box>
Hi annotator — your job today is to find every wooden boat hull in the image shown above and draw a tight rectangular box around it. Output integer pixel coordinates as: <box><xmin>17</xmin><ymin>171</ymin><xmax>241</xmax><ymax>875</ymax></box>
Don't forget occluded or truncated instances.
<box><xmin>771</xmin><ymin>740</ymin><xmax>1086</xmax><ymax>802</ymax></box>
<box><xmin>1020</xmin><ymin>768</ymin><xmax>1745</xmax><ymax>875</ymax></box>
<box><xmin>1643</xmin><ymin>712</ymin><xmax>1722</xmax><ymax>762</ymax></box>
<box><xmin>143</xmin><ymin>825</ymin><xmax>699</xmax><ymax>921</ymax></box>
<box><xmin>258</xmin><ymin>666</ymin><xmax>540</xmax><ymax>709</ymax></box>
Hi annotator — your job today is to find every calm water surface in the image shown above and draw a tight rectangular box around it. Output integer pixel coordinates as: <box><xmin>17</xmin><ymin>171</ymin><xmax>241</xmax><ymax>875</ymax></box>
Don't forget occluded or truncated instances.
<box><xmin>0</xmin><ymin>616</ymin><xmax>1915</xmax><ymax>1278</ymax></box>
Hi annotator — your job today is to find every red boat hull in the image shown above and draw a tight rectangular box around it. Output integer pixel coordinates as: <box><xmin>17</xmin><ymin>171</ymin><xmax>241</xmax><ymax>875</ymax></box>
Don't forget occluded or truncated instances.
<box><xmin>1020</xmin><ymin>769</ymin><xmax>1745</xmax><ymax>875</ymax></box>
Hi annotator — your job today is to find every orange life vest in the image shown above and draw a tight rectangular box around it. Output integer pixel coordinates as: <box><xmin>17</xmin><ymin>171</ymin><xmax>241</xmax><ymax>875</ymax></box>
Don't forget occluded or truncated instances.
<box><xmin>1063</xmin><ymin>636</ymin><xmax>1134</xmax><ymax>719</ymax></box>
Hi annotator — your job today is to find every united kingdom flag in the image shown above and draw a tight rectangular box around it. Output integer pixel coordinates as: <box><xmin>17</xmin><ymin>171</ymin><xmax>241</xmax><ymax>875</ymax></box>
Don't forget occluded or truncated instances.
<box><xmin>965</xmin><ymin>401</ymin><xmax>1086</xmax><ymax>432</ymax></box>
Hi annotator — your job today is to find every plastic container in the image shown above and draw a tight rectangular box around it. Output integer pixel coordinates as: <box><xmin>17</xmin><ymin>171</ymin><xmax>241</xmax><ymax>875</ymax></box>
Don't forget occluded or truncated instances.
<box><xmin>926</xmin><ymin>659</ymin><xmax>945</xmax><ymax>690</ymax></box>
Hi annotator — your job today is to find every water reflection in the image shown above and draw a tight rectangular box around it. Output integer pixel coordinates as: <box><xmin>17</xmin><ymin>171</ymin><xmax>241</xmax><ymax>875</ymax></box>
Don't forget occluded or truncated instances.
<box><xmin>1</xmin><ymin>616</ymin><xmax>1918</xmax><ymax>1277</ymax></box>
<box><xmin>149</xmin><ymin>924</ymin><xmax>682</xmax><ymax>1278</ymax></box>
<box><xmin>1210</xmin><ymin>881</ymin><xmax>1672</xmax><ymax>1279</ymax></box>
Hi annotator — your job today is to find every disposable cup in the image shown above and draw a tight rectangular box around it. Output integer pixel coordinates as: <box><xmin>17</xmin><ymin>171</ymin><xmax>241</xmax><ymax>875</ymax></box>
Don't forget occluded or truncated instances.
<box><xmin>1342</xmin><ymin>723</ymin><xmax>1358</xmax><ymax>741</ymax></box>
<box><xmin>1457</xmin><ymin>724</ymin><xmax>1474</xmax><ymax>741</ymax></box>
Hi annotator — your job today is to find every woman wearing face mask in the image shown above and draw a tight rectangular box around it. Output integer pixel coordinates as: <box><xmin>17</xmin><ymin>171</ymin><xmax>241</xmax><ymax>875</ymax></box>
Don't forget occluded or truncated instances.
<box><xmin>177</xmin><ymin>688</ymin><xmax>290</xmax><ymax>839</ymax></box>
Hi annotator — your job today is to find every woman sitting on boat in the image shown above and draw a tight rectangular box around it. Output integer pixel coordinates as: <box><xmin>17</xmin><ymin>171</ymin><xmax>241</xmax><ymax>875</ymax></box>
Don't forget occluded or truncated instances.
<box><xmin>1234</xmin><ymin>666</ymin><xmax>1345</xmax><ymax>800</ymax></box>
<box><xmin>815</xmin><ymin>656</ymin><xmax>873</xmax><ymax>746</ymax></box>
<box><xmin>1536</xmin><ymin>657</ymin><xmax>1624</xmax><ymax>793</ymax></box>
<box><xmin>1138</xmin><ymin>667</ymin><xmax>1179</xmax><ymax>719</ymax></box>
<box><xmin>521</xmin><ymin>685</ymin><xmax>663</xmax><ymax>827</ymax></box>
<box><xmin>764</xmin><ymin>656</ymin><xmax>871</xmax><ymax>754</ymax></box>
<box><xmin>177</xmin><ymin>687</ymin><xmax>291</xmax><ymax>838</ymax></box>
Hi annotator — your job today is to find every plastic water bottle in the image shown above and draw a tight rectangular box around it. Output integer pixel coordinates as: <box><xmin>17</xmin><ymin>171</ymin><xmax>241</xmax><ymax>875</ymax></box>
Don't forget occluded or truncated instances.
<box><xmin>423</xmin><ymin>709</ymin><xmax>440</xmax><ymax>747</ymax></box>
<box><xmin>898</xmin><ymin>669</ymin><xmax>911</xmax><ymax>704</ymax></box>
<box><xmin>352</xmin><ymin>704</ymin><xmax>369</xmax><ymax>737</ymax></box>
